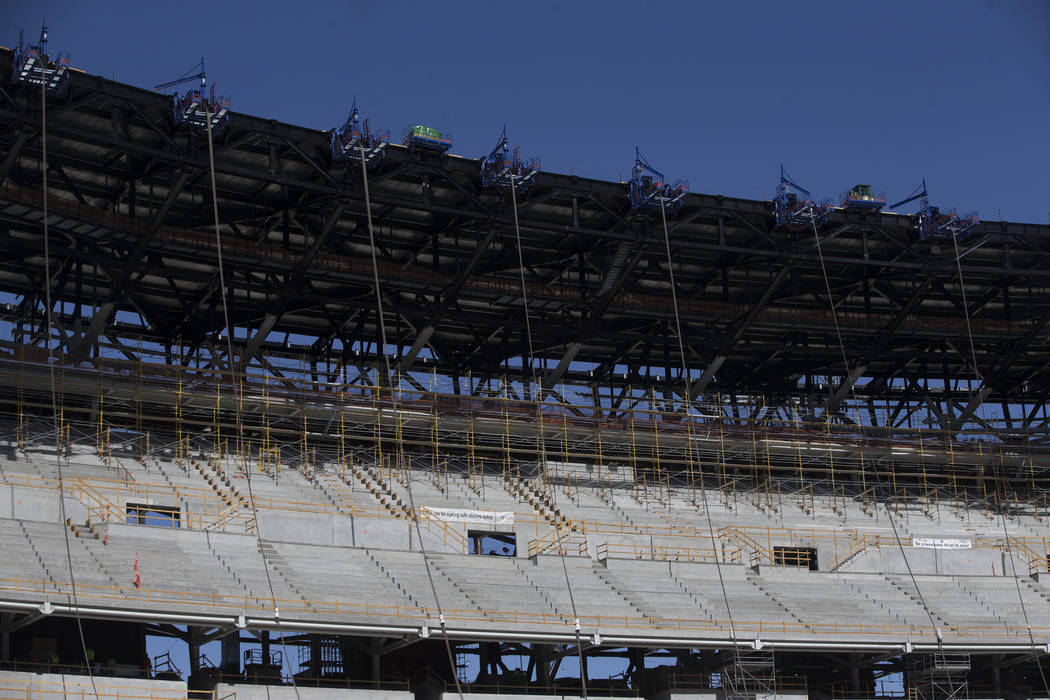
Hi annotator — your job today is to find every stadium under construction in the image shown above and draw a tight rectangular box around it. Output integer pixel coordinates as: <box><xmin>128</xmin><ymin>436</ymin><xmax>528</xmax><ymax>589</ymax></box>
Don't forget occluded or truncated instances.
<box><xmin>1</xmin><ymin>31</ymin><xmax>1050</xmax><ymax>700</ymax></box>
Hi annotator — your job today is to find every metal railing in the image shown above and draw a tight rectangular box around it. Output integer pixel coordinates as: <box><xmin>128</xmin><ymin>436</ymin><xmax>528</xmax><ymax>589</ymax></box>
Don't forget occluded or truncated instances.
<box><xmin>0</xmin><ymin>573</ymin><xmax>1047</xmax><ymax>640</ymax></box>
<box><xmin>528</xmin><ymin>529</ymin><xmax>587</xmax><ymax>557</ymax></box>
<box><xmin>596</xmin><ymin>541</ymin><xmax>742</xmax><ymax>565</ymax></box>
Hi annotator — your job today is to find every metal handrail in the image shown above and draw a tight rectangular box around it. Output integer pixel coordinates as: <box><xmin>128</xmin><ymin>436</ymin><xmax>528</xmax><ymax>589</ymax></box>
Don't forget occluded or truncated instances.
<box><xmin>0</xmin><ymin>573</ymin><xmax>1047</xmax><ymax>640</ymax></box>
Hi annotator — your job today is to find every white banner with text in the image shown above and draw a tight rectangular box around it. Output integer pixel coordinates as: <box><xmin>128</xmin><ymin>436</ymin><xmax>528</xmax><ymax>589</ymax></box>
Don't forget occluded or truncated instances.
<box><xmin>421</xmin><ymin>507</ymin><xmax>514</xmax><ymax>527</ymax></box>
<box><xmin>912</xmin><ymin>537</ymin><xmax>972</xmax><ymax>550</ymax></box>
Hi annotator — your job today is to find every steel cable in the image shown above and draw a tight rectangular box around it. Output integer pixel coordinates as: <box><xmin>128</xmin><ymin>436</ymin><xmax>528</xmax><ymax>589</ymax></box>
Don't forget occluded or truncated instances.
<box><xmin>509</xmin><ymin>174</ymin><xmax>589</xmax><ymax>698</ymax></box>
<box><xmin>808</xmin><ymin>214</ymin><xmax>958</xmax><ymax>695</ymax></box>
<box><xmin>40</xmin><ymin>58</ymin><xmax>101</xmax><ymax>700</ymax></box>
<box><xmin>359</xmin><ymin>145</ymin><xmax>466</xmax><ymax>700</ymax></box>
<box><xmin>205</xmin><ymin>107</ymin><xmax>302</xmax><ymax>700</ymax></box>
<box><xmin>948</xmin><ymin>229</ymin><xmax>1050</xmax><ymax>698</ymax></box>
<box><xmin>659</xmin><ymin>198</ymin><xmax>755</xmax><ymax>696</ymax></box>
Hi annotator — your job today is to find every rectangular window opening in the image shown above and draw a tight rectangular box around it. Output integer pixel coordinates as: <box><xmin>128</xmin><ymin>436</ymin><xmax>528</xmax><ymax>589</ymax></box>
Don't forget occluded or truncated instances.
<box><xmin>126</xmin><ymin>503</ymin><xmax>181</xmax><ymax>529</ymax></box>
<box><xmin>468</xmin><ymin>530</ymin><xmax>516</xmax><ymax>557</ymax></box>
<box><xmin>773</xmin><ymin>545</ymin><xmax>817</xmax><ymax>571</ymax></box>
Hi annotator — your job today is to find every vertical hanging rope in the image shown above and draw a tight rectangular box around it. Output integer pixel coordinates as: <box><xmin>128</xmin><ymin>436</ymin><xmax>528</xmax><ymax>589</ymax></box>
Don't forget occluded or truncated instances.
<box><xmin>41</xmin><ymin>57</ymin><xmax>100</xmax><ymax>699</ymax></box>
<box><xmin>808</xmin><ymin>215</ymin><xmax>956</xmax><ymax>690</ymax></box>
<box><xmin>509</xmin><ymin>174</ymin><xmax>588</xmax><ymax>698</ymax></box>
<box><xmin>360</xmin><ymin>145</ymin><xmax>466</xmax><ymax>700</ymax></box>
<box><xmin>948</xmin><ymin>231</ymin><xmax>1050</xmax><ymax>697</ymax></box>
<box><xmin>658</xmin><ymin>199</ymin><xmax>750</xmax><ymax>694</ymax></box>
<box><xmin>205</xmin><ymin>104</ymin><xmax>301</xmax><ymax>700</ymax></box>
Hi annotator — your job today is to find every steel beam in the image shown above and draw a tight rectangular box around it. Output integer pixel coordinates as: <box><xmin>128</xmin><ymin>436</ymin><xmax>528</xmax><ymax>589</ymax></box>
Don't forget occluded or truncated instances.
<box><xmin>542</xmin><ymin>342</ymin><xmax>583</xmax><ymax>389</ymax></box>
<box><xmin>67</xmin><ymin>169</ymin><xmax>193</xmax><ymax>356</ymax></box>
<box><xmin>690</xmin><ymin>264</ymin><xmax>792</xmax><ymax>398</ymax></box>
<box><xmin>824</xmin><ymin>275</ymin><xmax>937</xmax><ymax>413</ymax></box>
<box><xmin>0</xmin><ymin>129</ymin><xmax>33</xmax><ymax>184</ymax></box>
<box><xmin>395</xmin><ymin>226</ymin><xmax>500</xmax><ymax>374</ymax></box>
<box><xmin>239</xmin><ymin>202</ymin><xmax>347</xmax><ymax>370</ymax></box>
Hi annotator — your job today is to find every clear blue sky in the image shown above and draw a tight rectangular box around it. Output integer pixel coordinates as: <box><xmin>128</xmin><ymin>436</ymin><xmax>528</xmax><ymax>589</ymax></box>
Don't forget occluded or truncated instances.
<box><xmin>3</xmin><ymin>0</ymin><xmax>1049</xmax><ymax>223</ymax></box>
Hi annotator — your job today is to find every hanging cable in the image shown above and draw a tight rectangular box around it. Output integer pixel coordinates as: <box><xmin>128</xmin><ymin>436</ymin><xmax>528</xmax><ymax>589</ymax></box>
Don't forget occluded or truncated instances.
<box><xmin>948</xmin><ymin>230</ymin><xmax>1050</xmax><ymax>697</ymax></box>
<box><xmin>40</xmin><ymin>56</ymin><xmax>100</xmax><ymax>699</ymax></box>
<box><xmin>808</xmin><ymin>215</ymin><xmax>958</xmax><ymax>693</ymax></box>
<box><xmin>658</xmin><ymin>199</ymin><xmax>750</xmax><ymax>695</ymax></box>
<box><xmin>360</xmin><ymin>145</ymin><xmax>465</xmax><ymax>700</ymax></box>
<box><xmin>509</xmin><ymin>174</ymin><xmax>588</xmax><ymax>698</ymax></box>
<box><xmin>205</xmin><ymin>105</ymin><xmax>302</xmax><ymax>698</ymax></box>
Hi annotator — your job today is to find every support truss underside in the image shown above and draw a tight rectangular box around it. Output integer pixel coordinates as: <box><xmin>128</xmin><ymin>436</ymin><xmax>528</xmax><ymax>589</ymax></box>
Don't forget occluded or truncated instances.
<box><xmin>1</xmin><ymin>48</ymin><xmax>1050</xmax><ymax>476</ymax></box>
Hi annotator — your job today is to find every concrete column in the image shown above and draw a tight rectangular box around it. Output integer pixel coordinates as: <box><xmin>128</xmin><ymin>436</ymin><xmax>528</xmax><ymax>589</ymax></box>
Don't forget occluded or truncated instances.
<box><xmin>220</xmin><ymin>632</ymin><xmax>239</xmax><ymax>674</ymax></box>
<box><xmin>534</xmin><ymin>644</ymin><xmax>552</xmax><ymax>686</ymax></box>
<box><xmin>370</xmin><ymin>637</ymin><xmax>381</xmax><ymax>681</ymax></box>
<box><xmin>478</xmin><ymin>642</ymin><xmax>489</xmax><ymax>682</ymax></box>
<box><xmin>188</xmin><ymin>626</ymin><xmax>202</xmax><ymax>674</ymax></box>
<box><xmin>260</xmin><ymin>630</ymin><xmax>271</xmax><ymax>665</ymax></box>
<box><xmin>310</xmin><ymin>635</ymin><xmax>321</xmax><ymax>678</ymax></box>
<box><xmin>488</xmin><ymin>641</ymin><xmax>500</xmax><ymax>679</ymax></box>
<box><xmin>0</xmin><ymin>613</ymin><xmax>10</xmax><ymax>661</ymax></box>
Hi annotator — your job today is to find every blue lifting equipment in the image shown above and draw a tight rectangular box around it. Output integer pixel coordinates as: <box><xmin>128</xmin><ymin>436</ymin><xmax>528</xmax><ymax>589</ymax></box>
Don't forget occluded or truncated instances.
<box><xmin>154</xmin><ymin>58</ymin><xmax>230</xmax><ymax>134</ymax></box>
<box><xmin>890</xmin><ymin>180</ymin><xmax>979</xmax><ymax>240</ymax></box>
<box><xmin>11</xmin><ymin>25</ymin><xmax>71</xmax><ymax>94</ymax></box>
<box><xmin>402</xmin><ymin>124</ymin><xmax>453</xmax><ymax>152</ymax></box>
<box><xmin>629</xmin><ymin>148</ymin><xmax>688</xmax><ymax>213</ymax></box>
<box><xmin>774</xmin><ymin>166</ymin><xmax>827</xmax><ymax>228</ymax></box>
<box><xmin>480</xmin><ymin>127</ymin><xmax>539</xmax><ymax>192</ymax></box>
<box><xmin>331</xmin><ymin>100</ymin><xmax>390</xmax><ymax>167</ymax></box>
<box><xmin>839</xmin><ymin>183</ymin><xmax>886</xmax><ymax>210</ymax></box>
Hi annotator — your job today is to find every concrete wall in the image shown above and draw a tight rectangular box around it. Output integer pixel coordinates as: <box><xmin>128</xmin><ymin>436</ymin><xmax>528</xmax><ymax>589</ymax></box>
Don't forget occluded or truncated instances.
<box><xmin>106</xmin><ymin>505</ymin><xmax>499</xmax><ymax>554</ymax></box>
<box><xmin>841</xmin><ymin>546</ymin><xmax>1019</xmax><ymax>576</ymax></box>
<box><xmin>106</xmin><ymin>521</ymin><xmax>218</xmax><ymax>546</ymax></box>
<box><xmin>253</xmin><ymin>508</ymin><xmax>489</xmax><ymax>553</ymax></box>
<box><xmin>0</xmin><ymin>485</ymin><xmax>63</xmax><ymax>523</ymax></box>
<box><xmin>671</xmin><ymin>694</ymin><xmax>805</xmax><ymax>700</ymax></box>
<box><xmin>450</xmin><ymin>694</ymin><xmax>587</xmax><ymax>700</ymax></box>
<box><xmin>458</xmin><ymin>693</ymin><xmax>805</xmax><ymax>700</ymax></box>
<box><xmin>218</xmin><ymin>682</ymin><xmax>412</xmax><ymax>700</ymax></box>
<box><xmin>254</xmin><ymin>508</ymin><xmax>429</xmax><ymax>551</ymax></box>
<box><xmin>545</xmin><ymin>460</ymin><xmax>633</xmax><ymax>485</ymax></box>
<box><xmin>256</xmin><ymin>510</ymin><xmax>357</xmax><ymax>547</ymax></box>
<box><xmin>0</xmin><ymin>669</ymin><xmax>186</xmax><ymax>698</ymax></box>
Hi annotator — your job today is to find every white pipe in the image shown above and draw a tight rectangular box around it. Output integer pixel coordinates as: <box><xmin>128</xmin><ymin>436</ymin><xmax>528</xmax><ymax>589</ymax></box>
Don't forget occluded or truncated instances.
<box><xmin>52</xmin><ymin>605</ymin><xmax>232</xmax><ymax>626</ymax></box>
<box><xmin>4</xmin><ymin>599</ymin><xmax>1048</xmax><ymax>655</ymax></box>
<box><xmin>244</xmin><ymin>618</ymin><xmax>417</xmax><ymax>636</ymax></box>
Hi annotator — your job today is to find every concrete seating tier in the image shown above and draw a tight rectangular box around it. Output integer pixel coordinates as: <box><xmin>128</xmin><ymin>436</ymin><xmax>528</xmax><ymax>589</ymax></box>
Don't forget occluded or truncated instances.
<box><xmin>1</xmin><ymin>515</ymin><xmax>1049</xmax><ymax>643</ymax></box>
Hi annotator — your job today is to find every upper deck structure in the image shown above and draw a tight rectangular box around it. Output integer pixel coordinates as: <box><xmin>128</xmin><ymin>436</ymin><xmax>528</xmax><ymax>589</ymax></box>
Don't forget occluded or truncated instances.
<box><xmin>1</xmin><ymin>43</ymin><xmax>1049</xmax><ymax>699</ymax></box>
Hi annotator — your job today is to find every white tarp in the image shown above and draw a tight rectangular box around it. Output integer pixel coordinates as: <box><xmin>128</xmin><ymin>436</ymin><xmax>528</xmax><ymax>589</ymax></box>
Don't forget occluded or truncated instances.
<box><xmin>421</xmin><ymin>506</ymin><xmax>514</xmax><ymax>527</ymax></box>
<box><xmin>912</xmin><ymin>537</ymin><xmax>972</xmax><ymax>550</ymax></box>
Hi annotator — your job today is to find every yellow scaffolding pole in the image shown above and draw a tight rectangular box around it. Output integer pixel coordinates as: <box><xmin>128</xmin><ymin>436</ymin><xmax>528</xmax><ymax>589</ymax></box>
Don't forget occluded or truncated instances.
<box><xmin>213</xmin><ymin>369</ymin><xmax>223</xmax><ymax>466</ymax></box>
<box><xmin>501</xmin><ymin>375</ymin><xmax>515</xmax><ymax>481</ymax></box>
<box><xmin>627</xmin><ymin>384</ymin><xmax>639</xmax><ymax>489</ymax></box>
<box><xmin>174</xmin><ymin>364</ymin><xmax>183</xmax><ymax>469</ymax></box>
<box><xmin>429</xmin><ymin>365</ymin><xmax>446</xmax><ymax>494</ymax></box>
<box><xmin>649</xmin><ymin>387</ymin><xmax>662</xmax><ymax>505</ymax></box>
